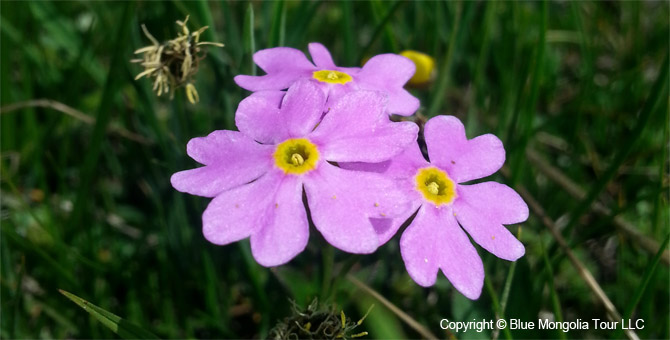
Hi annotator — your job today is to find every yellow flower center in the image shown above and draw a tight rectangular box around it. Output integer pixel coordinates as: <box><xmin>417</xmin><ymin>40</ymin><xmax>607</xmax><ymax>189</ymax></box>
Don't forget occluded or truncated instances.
<box><xmin>312</xmin><ymin>70</ymin><xmax>353</xmax><ymax>85</ymax></box>
<box><xmin>415</xmin><ymin>167</ymin><xmax>457</xmax><ymax>206</ymax></box>
<box><xmin>273</xmin><ymin>138</ymin><xmax>320</xmax><ymax>174</ymax></box>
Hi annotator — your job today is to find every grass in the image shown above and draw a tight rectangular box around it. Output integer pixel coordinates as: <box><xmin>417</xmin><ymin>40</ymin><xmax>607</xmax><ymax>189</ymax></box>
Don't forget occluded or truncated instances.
<box><xmin>1</xmin><ymin>1</ymin><xmax>668</xmax><ymax>339</ymax></box>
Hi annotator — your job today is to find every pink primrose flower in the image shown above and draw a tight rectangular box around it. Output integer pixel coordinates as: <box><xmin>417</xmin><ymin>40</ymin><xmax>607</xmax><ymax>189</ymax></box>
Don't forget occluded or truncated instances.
<box><xmin>234</xmin><ymin>43</ymin><xmax>420</xmax><ymax>116</ymax></box>
<box><xmin>342</xmin><ymin>116</ymin><xmax>528</xmax><ymax>299</ymax></box>
<box><xmin>171</xmin><ymin>80</ymin><xmax>419</xmax><ymax>267</ymax></box>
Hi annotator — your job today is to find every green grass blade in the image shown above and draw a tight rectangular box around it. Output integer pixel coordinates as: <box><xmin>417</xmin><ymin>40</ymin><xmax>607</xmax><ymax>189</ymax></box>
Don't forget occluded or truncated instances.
<box><xmin>59</xmin><ymin>290</ymin><xmax>159</xmax><ymax>339</ymax></box>
<box><xmin>653</xmin><ymin>101</ymin><xmax>669</xmax><ymax>236</ymax></box>
<box><xmin>509</xmin><ymin>0</ymin><xmax>547</xmax><ymax>185</ymax></box>
<box><xmin>540</xmin><ymin>240</ymin><xmax>567</xmax><ymax>340</ymax></box>
<box><xmin>267</xmin><ymin>0</ymin><xmax>284</xmax><ymax>47</ymax></box>
<box><xmin>499</xmin><ymin>262</ymin><xmax>516</xmax><ymax>340</ymax></box>
<box><xmin>243</xmin><ymin>3</ymin><xmax>256</xmax><ymax>76</ymax></box>
<box><xmin>278</xmin><ymin>1</ymin><xmax>287</xmax><ymax>46</ymax></box>
<box><xmin>1</xmin><ymin>225</ymin><xmax>77</xmax><ymax>286</ymax></box>
<box><xmin>194</xmin><ymin>0</ymin><xmax>217</xmax><ymax>42</ymax></box>
<box><xmin>69</xmin><ymin>2</ymin><xmax>134</xmax><ymax>229</ymax></box>
<box><xmin>485</xmin><ymin>270</ymin><xmax>512</xmax><ymax>340</ymax></box>
<box><xmin>561</xmin><ymin>53</ymin><xmax>669</xmax><ymax>237</ymax></box>
<box><xmin>612</xmin><ymin>233</ymin><xmax>670</xmax><ymax>339</ymax></box>
<box><xmin>320</xmin><ymin>246</ymin><xmax>334</xmax><ymax>300</ymax></box>
<box><xmin>370</xmin><ymin>0</ymin><xmax>399</xmax><ymax>53</ymax></box>
<box><xmin>358</xmin><ymin>1</ymin><xmax>404</xmax><ymax>62</ymax></box>
<box><xmin>427</xmin><ymin>0</ymin><xmax>462</xmax><ymax>117</ymax></box>
<box><xmin>285</xmin><ymin>1</ymin><xmax>323</xmax><ymax>46</ymax></box>
<box><xmin>341</xmin><ymin>0</ymin><xmax>355</xmax><ymax>65</ymax></box>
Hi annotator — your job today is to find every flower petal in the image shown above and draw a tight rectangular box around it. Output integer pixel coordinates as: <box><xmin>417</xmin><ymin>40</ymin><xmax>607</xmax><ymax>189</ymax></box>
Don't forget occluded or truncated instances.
<box><xmin>235</xmin><ymin>91</ymin><xmax>288</xmax><ymax>144</ymax></box>
<box><xmin>280</xmin><ymin>80</ymin><xmax>327</xmax><ymax>138</ymax></box>
<box><xmin>386</xmin><ymin>88</ymin><xmax>420</xmax><ymax>116</ymax></box>
<box><xmin>250</xmin><ymin>175</ymin><xmax>309</xmax><ymax>267</ymax></box>
<box><xmin>304</xmin><ymin>163</ymin><xmax>410</xmax><ymax>253</ymax></box>
<box><xmin>399</xmin><ymin>206</ymin><xmax>441</xmax><ymax>286</ymax></box>
<box><xmin>359</xmin><ymin>54</ymin><xmax>416</xmax><ymax>87</ymax></box>
<box><xmin>201</xmin><ymin>171</ymin><xmax>282</xmax><ymax>245</ymax></box>
<box><xmin>400</xmin><ymin>205</ymin><xmax>484</xmax><ymax>299</ymax></box>
<box><xmin>234</xmin><ymin>47</ymin><xmax>317</xmax><ymax>91</ymax></box>
<box><xmin>235</xmin><ymin>73</ymin><xmax>309</xmax><ymax>92</ymax></box>
<box><xmin>340</xmin><ymin>142</ymin><xmax>428</xmax><ymax>180</ymax></box>
<box><xmin>322</xmin><ymin>81</ymin><xmax>357</xmax><ymax>108</ymax></box>
<box><xmin>454</xmin><ymin>182</ymin><xmax>528</xmax><ymax>261</ymax></box>
<box><xmin>253</xmin><ymin>47</ymin><xmax>315</xmax><ymax>74</ymax></box>
<box><xmin>424</xmin><ymin>115</ymin><xmax>505</xmax><ymax>183</ymax></box>
<box><xmin>309</xmin><ymin>91</ymin><xmax>419</xmax><ymax>163</ymax></box>
<box><xmin>357</xmin><ymin>54</ymin><xmax>419</xmax><ymax>115</ymax></box>
<box><xmin>372</xmin><ymin>200</ymin><xmax>422</xmax><ymax>245</ymax></box>
<box><xmin>171</xmin><ymin>131</ymin><xmax>273</xmax><ymax>197</ymax></box>
<box><xmin>308</xmin><ymin>42</ymin><xmax>336</xmax><ymax>69</ymax></box>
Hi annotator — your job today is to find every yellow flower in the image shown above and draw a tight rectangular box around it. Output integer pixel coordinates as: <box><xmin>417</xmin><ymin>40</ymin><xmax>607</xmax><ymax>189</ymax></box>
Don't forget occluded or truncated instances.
<box><xmin>400</xmin><ymin>50</ymin><xmax>435</xmax><ymax>86</ymax></box>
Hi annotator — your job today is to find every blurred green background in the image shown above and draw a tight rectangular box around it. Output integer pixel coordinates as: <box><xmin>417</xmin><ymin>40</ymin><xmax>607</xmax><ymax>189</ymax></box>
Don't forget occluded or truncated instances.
<box><xmin>1</xmin><ymin>1</ymin><xmax>668</xmax><ymax>339</ymax></box>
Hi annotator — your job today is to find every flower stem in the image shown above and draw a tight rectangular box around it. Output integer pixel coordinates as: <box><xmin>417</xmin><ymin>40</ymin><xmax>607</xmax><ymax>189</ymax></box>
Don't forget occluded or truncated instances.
<box><xmin>320</xmin><ymin>246</ymin><xmax>335</xmax><ymax>300</ymax></box>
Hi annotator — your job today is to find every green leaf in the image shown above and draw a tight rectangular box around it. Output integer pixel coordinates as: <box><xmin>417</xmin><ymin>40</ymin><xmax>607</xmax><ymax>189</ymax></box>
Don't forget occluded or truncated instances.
<box><xmin>267</xmin><ymin>0</ymin><xmax>285</xmax><ymax>47</ymax></box>
<box><xmin>358</xmin><ymin>1</ymin><xmax>405</xmax><ymax>62</ymax></box>
<box><xmin>613</xmin><ymin>233</ymin><xmax>670</xmax><ymax>339</ymax></box>
<box><xmin>427</xmin><ymin>0</ymin><xmax>462</xmax><ymax>116</ymax></box>
<box><xmin>243</xmin><ymin>3</ymin><xmax>256</xmax><ymax>76</ymax></box>
<box><xmin>59</xmin><ymin>290</ymin><xmax>159</xmax><ymax>339</ymax></box>
<box><xmin>560</xmin><ymin>52</ymin><xmax>669</xmax><ymax>237</ymax></box>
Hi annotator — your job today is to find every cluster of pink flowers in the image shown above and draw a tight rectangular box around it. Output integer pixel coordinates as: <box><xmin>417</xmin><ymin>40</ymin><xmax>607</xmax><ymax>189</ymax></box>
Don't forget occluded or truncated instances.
<box><xmin>172</xmin><ymin>43</ymin><xmax>528</xmax><ymax>299</ymax></box>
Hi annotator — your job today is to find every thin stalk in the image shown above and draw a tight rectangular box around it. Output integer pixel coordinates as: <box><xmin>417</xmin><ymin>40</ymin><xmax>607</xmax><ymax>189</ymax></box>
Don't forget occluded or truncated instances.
<box><xmin>612</xmin><ymin>233</ymin><xmax>670</xmax><ymax>339</ymax></box>
<box><xmin>561</xmin><ymin>53</ymin><xmax>668</xmax><ymax>237</ymax></box>
<box><xmin>358</xmin><ymin>1</ymin><xmax>404</xmax><ymax>62</ymax></box>
<box><xmin>540</xmin><ymin>240</ymin><xmax>567</xmax><ymax>340</ymax></box>
<box><xmin>526</xmin><ymin>148</ymin><xmax>670</xmax><ymax>265</ymax></box>
<box><xmin>70</xmin><ymin>2</ymin><xmax>134</xmax><ymax>230</ymax></box>
<box><xmin>502</xmin><ymin>168</ymin><xmax>639</xmax><ymax>340</ymax></box>
<box><xmin>320</xmin><ymin>246</ymin><xmax>335</xmax><ymax>300</ymax></box>
<box><xmin>243</xmin><ymin>3</ymin><xmax>256</xmax><ymax>76</ymax></box>
<box><xmin>347</xmin><ymin>274</ymin><xmax>439</xmax><ymax>340</ymax></box>
<box><xmin>427</xmin><ymin>0</ymin><xmax>462</xmax><ymax>116</ymax></box>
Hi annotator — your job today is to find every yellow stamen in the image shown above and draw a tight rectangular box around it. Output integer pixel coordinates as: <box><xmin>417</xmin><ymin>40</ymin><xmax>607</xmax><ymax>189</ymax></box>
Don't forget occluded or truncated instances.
<box><xmin>426</xmin><ymin>182</ymin><xmax>439</xmax><ymax>195</ymax></box>
<box><xmin>273</xmin><ymin>138</ymin><xmax>320</xmax><ymax>175</ymax></box>
<box><xmin>313</xmin><ymin>69</ymin><xmax>353</xmax><ymax>84</ymax></box>
<box><xmin>415</xmin><ymin>167</ymin><xmax>457</xmax><ymax>206</ymax></box>
<box><xmin>291</xmin><ymin>153</ymin><xmax>304</xmax><ymax>166</ymax></box>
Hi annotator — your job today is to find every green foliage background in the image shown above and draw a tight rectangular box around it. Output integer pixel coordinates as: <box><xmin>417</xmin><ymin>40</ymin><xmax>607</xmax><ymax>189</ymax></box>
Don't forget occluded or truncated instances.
<box><xmin>1</xmin><ymin>1</ymin><xmax>668</xmax><ymax>339</ymax></box>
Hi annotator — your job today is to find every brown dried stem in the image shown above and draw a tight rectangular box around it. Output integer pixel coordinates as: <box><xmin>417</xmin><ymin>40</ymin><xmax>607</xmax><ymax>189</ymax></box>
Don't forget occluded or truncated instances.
<box><xmin>347</xmin><ymin>274</ymin><xmax>440</xmax><ymax>340</ymax></box>
<box><xmin>0</xmin><ymin>99</ymin><xmax>152</xmax><ymax>145</ymax></box>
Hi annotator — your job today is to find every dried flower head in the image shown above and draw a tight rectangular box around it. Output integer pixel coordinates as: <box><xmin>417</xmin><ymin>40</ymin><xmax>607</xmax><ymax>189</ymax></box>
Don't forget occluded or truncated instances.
<box><xmin>268</xmin><ymin>299</ymin><xmax>372</xmax><ymax>340</ymax></box>
<box><xmin>132</xmin><ymin>16</ymin><xmax>223</xmax><ymax>104</ymax></box>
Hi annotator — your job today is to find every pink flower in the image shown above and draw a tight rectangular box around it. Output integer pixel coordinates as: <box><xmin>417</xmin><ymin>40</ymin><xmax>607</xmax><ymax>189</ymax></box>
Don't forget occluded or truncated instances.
<box><xmin>342</xmin><ymin>116</ymin><xmax>528</xmax><ymax>299</ymax></box>
<box><xmin>171</xmin><ymin>80</ymin><xmax>418</xmax><ymax>267</ymax></box>
<box><xmin>234</xmin><ymin>43</ymin><xmax>419</xmax><ymax>116</ymax></box>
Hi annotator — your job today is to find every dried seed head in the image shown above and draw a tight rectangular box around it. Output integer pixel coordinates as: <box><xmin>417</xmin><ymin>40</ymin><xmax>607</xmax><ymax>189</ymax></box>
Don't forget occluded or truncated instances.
<box><xmin>268</xmin><ymin>298</ymin><xmax>372</xmax><ymax>339</ymax></box>
<box><xmin>132</xmin><ymin>15</ymin><xmax>224</xmax><ymax>104</ymax></box>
